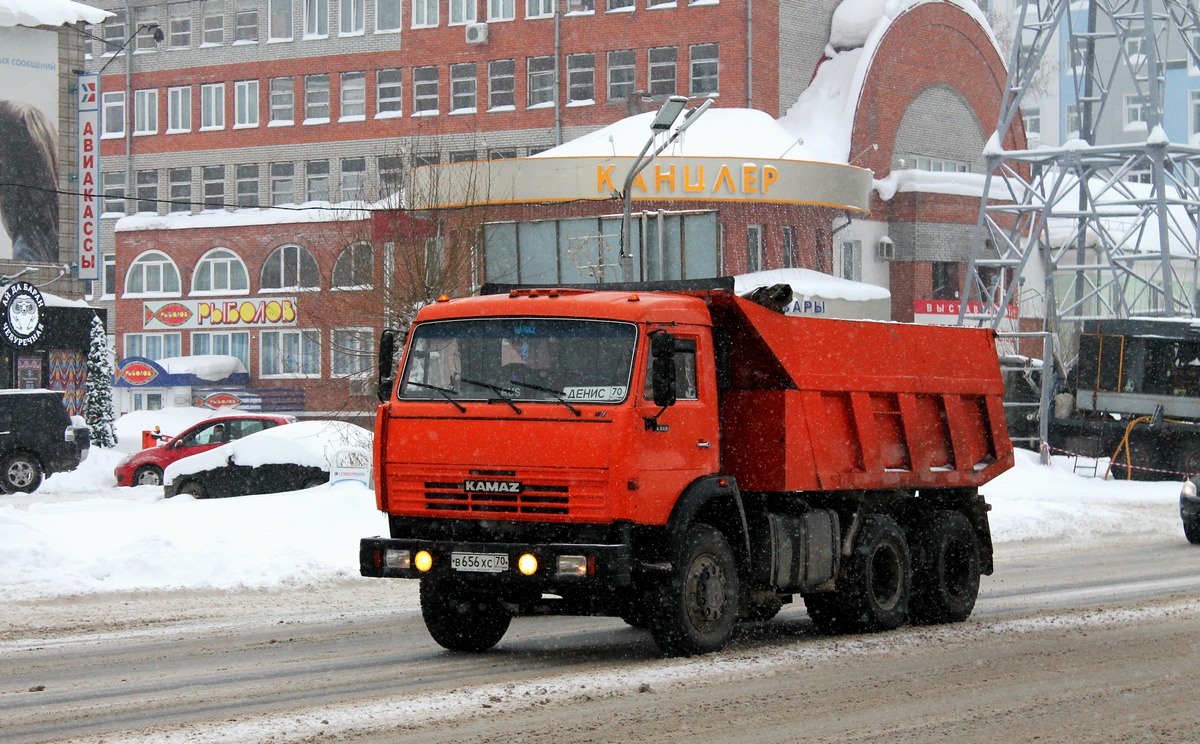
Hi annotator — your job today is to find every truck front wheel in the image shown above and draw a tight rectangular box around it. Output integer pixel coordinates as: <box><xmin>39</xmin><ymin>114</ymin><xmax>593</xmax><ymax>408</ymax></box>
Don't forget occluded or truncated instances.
<box><xmin>649</xmin><ymin>524</ymin><xmax>740</xmax><ymax>657</ymax></box>
<box><xmin>908</xmin><ymin>511</ymin><xmax>980</xmax><ymax>624</ymax></box>
<box><xmin>420</xmin><ymin>577</ymin><xmax>512</xmax><ymax>652</ymax></box>
<box><xmin>1</xmin><ymin>453</ymin><xmax>43</xmax><ymax>494</ymax></box>
<box><xmin>807</xmin><ymin>515</ymin><xmax>910</xmax><ymax>634</ymax></box>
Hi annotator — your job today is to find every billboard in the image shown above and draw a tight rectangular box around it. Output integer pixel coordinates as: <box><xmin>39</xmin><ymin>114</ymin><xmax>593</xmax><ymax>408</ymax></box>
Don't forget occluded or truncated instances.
<box><xmin>0</xmin><ymin>26</ymin><xmax>60</xmax><ymax>264</ymax></box>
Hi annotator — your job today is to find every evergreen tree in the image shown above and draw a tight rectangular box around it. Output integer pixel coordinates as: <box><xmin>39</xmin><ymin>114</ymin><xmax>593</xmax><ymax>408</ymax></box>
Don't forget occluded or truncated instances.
<box><xmin>84</xmin><ymin>314</ymin><xmax>118</xmax><ymax>448</ymax></box>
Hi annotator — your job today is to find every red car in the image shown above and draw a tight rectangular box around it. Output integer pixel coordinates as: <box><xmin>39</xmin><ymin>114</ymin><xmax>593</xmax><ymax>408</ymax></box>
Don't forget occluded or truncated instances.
<box><xmin>114</xmin><ymin>413</ymin><xmax>296</xmax><ymax>487</ymax></box>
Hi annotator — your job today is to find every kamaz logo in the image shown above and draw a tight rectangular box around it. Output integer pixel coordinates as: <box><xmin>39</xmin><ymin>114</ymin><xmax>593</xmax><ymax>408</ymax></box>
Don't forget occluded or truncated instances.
<box><xmin>464</xmin><ymin>479</ymin><xmax>522</xmax><ymax>494</ymax></box>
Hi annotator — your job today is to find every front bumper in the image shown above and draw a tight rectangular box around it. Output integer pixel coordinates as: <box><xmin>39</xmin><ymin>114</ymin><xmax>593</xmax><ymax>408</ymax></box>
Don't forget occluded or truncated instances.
<box><xmin>359</xmin><ymin>536</ymin><xmax>634</xmax><ymax>589</ymax></box>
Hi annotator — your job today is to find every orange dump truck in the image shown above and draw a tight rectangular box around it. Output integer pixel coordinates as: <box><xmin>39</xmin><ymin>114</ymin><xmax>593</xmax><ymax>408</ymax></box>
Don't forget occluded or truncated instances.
<box><xmin>360</xmin><ymin>278</ymin><xmax>1013</xmax><ymax>656</ymax></box>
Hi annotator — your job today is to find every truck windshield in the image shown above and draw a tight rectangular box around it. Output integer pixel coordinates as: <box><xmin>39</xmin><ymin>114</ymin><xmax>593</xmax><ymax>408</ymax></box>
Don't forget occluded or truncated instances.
<box><xmin>398</xmin><ymin>318</ymin><xmax>638</xmax><ymax>405</ymax></box>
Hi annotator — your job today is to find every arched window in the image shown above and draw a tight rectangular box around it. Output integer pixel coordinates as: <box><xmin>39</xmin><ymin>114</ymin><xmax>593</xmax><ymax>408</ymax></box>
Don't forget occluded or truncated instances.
<box><xmin>331</xmin><ymin>241</ymin><xmax>373</xmax><ymax>289</ymax></box>
<box><xmin>124</xmin><ymin>250</ymin><xmax>182</xmax><ymax>296</ymax></box>
<box><xmin>260</xmin><ymin>243</ymin><xmax>320</xmax><ymax>290</ymax></box>
<box><xmin>192</xmin><ymin>248</ymin><xmax>249</xmax><ymax>294</ymax></box>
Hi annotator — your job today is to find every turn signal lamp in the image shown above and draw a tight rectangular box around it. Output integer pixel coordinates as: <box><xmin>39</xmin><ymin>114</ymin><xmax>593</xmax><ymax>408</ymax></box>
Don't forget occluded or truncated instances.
<box><xmin>414</xmin><ymin>550</ymin><xmax>434</xmax><ymax>572</ymax></box>
<box><xmin>517</xmin><ymin>553</ymin><xmax>539</xmax><ymax>576</ymax></box>
<box><xmin>383</xmin><ymin>549</ymin><xmax>411</xmax><ymax>569</ymax></box>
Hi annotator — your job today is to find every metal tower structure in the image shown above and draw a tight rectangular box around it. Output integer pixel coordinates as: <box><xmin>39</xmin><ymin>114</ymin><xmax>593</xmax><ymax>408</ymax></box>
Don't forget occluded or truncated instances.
<box><xmin>961</xmin><ymin>0</ymin><xmax>1200</xmax><ymax>450</ymax></box>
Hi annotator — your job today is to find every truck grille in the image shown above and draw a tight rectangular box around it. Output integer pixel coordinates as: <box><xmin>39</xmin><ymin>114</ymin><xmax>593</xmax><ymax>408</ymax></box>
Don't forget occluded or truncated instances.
<box><xmin>423</xmin><ymin>481</ymin><xmax>571</xmax><ymax>515</ymax></box>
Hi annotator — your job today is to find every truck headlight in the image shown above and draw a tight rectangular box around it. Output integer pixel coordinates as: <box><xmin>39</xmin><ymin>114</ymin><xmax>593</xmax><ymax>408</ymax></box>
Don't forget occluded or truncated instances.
<box><xmin>556</xmin><ymin>555</ymin><xmax>589</xmax><ymax>576</ymax></box>
<box><xmin>384</xmin><ymin>549</ymin><xmax>411</xmax><ymax>569</ymax></box>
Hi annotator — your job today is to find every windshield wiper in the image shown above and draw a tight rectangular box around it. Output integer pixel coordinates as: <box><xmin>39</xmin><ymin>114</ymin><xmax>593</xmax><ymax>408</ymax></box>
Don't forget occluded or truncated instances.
<box><xmin>404</xmin><ymin>380</ymin><xmax>466</xmax><ymax>413</ymax></box>
<box><xmin>506</xmin><ymin>380</ymin><xmax>582</xmax><ymax>417</ymax></box>
<box><xmin>459</xmin><ymin>377</ymin><xmax>522</xmax><ymax>414</ymax></box>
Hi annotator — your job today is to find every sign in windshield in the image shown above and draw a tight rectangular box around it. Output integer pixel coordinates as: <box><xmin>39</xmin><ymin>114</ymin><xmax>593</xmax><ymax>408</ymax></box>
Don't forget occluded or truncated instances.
<box><xmin>399</xmin><ymin>318</ymin><xmax>638</xmax><ymax>406</ymax></box>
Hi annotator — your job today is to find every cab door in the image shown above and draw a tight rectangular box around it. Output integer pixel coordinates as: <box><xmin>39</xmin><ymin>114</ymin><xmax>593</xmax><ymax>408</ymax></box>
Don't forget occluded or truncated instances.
<box><xmin>633</xmin><ymin>329</ymin><xmax>720</xmax><ymax>524</ymax></box>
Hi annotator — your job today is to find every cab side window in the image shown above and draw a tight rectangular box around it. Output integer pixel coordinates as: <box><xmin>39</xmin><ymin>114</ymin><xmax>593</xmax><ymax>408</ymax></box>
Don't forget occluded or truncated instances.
<box><xmin>644</xmin><ymin>338</ymin><xmax>699</xmax><ymax>401</ymax></box>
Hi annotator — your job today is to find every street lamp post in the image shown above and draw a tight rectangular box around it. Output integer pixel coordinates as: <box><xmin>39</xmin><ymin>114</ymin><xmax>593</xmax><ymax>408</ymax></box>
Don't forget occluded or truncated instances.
<box><xmin>619</xmin><ymin>96</ymin><xmax>713</xmax><ymax>282</ymax></box>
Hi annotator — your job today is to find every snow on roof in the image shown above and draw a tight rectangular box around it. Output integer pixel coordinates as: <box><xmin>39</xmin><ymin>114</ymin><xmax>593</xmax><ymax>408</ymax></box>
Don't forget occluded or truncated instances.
<box><xmin>156</xmin><ymin>355</ymin><xmax>248</xmax><ymax>381</ymax></box>
<box><xmin>734</xmin><ymin>268</ymin><xmax>891</xmax><ymax>301</ymax></box>
<box><xmin>163</xmin><ymin>420</ymin><xmax>372</xmax><ymax>484</ymax></box>
<box><xmin>40</xmin><ymin>290</ymin><xmax>95</xmax><ymax>308</ymax></box>
<box><xmin>873</xmin><ymin>169</ymin><xmax>1011</xmax><ymax>200</ymax></box>
<box><xmin>114</xmin><ymin>203</ymin><xmax>373</xmax><ymax>232</ymax></box>
<box><xmin>0</xmin><ymin>0</ymin><xmax>111</xmax><ymax>27</ymax></box>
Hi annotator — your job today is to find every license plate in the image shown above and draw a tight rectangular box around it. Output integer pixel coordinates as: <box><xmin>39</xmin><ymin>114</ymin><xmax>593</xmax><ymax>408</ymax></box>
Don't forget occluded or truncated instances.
<box><xmin>451</xmin><ymin>552</ymin><xmax>509</xmax><ymax>573</ymax></box>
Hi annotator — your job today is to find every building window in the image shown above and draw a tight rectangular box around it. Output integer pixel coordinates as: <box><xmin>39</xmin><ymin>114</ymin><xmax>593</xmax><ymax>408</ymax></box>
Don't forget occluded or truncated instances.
<box><xmin>489</xmin><ymin>147</ymin><xmax>517</xmax><ymax>160</ymax></box>
<box><xmin>1125</xmin><ymin>26</ymin><xmax>1145</xmax><ymax>58</ymax></box>
<box><xmin>413</xmin><ymin>66</ymin><xmax>439</xmax><ymax>114</ymax></box>
<box><xmin>489</xmin><ymin>59</ymin><xmax>515</xmax><ymax>109</ymax></box>
<box><xmin>332</xmin><ymin>328</ymin><xmax>373</xmax><ymax>376</ymax></box>
<box><xmin>450</xmin><ymin>149</ymin><xmax>476</xmax><ymax>163</ymax></box>
<box><xmin>193</xmin><ymin>247</ymin><xmax>249</xmax><ymax>293</ymax></box>
<box><xmin>649</xmin><ymin>46</ymin><xmax>677</xmax><ymax>96</ymax></box>
<box><xmin>690</xmin><ymin>43</ymin><xmax>719</xmax><ymax>96</ymax></box>
<box><xmin>1023</xmin><ymin>106</ymin><xmax>1040</xmax><ymax>136</ymax></box>
<box><xmin>304</xmin><ymin>0</ymin><xmax>328</xmax><ymax>36</ymax></box>
<box><xmin>340</xmin><ymin>0</ymin><xmax>364</xmax><ymax>34</ymax></box>
<box><xmin>526</xmin><ymin>0</ymin><xmax>553</xmax><ymax>17</ymax></box>
<box><xmin>204</xmin><ymin>165</ymin><xmax>226</xmax><ymax>209</ymax></box>
<box><xmin>412</xmin><ymin>0</ymin><xmax>438</xmax><ymax>27</ymax></box>
<box><xmin>608</xmin><ymin>0</ymin><xmax>633</xmax><ymax>9</ymax></box>
<box><xmin>607</xmin><ymin>49</ymin><xmax>635</xmax><ymax>101</ymax></box>
<box><xmin>201</xmin><ymin>83</ymin><xmax>225</xmax><ymax>129</ymax></box>
<box><xmin>1124</xmin><ymin>93</ymin><xmax>1146</xmax><ymax>129</ymax></box>
<box><xmin>746</xmin><ymin>225</ymin><xmax>763</xmax><ymax>273</ymax></box>
<box><xmin>269</xmin><ymin>0</ymin><xmax>293</xmax><ymax>39</ymax></box>
<box><xmin>566</xmin><ymin>0</ymin><xmax>594</xmax><ymax>11</ymax></box>
<box><xmin>103</xmin><ymin>9</ymin><xmax>127</xmax><ymax>52</ymax></box>
<box><xmin>261</xmin><ymin>329</ymin><xmax>321</xmax><ymax>376</ymax></box>
<box><xmin>1067</xmin><ymin>103</ymin><xmax>1081</xmax><ymax>135</ymax></box>
<box><xmin>450</xmin><ymin>63</ymin><xmax>477</xmax><ymax>112</ymax></box>
<box><xmin>450</xmin><ymin>0</ymin><xmax>477</xmax><ymax>24</ymax></box>
<box><xmin>236</xmin><ymin>164</ymin><xmax>259</xmax><ymax>207</ymax></box>
<box><xmin>305</xmin><ymin>74</ymin><xmax>330</xmax><ymax>122</ymax></box>
<box><xmin>101</xmin><ymin>253</ymin><xmax>117</xmax><ymax>297</ymax></box>
<box><xmin>203</xmin><ymin>0</ymin><xmax>224</xmax><ymax>44</ymax></box>
<box><xmin>102</xmin><ymin>92</ymin><xmax>125</xmax><ymax>137</ymax></box>
<box><xmin>270</xmin><ymin>162</ymin><xmax>295</xmax><ymax>205</ymax></box>
<box><xmin>102</xmin><ymin>171</ymin><xmax>126</xmax><ymax>214</ymax></box>
<box><xmin>782</xmin><ymin>226</ymin><xmax>796</xmax><ymax>269</ymax></box>
<box><xmin>270</xmin><ymin>77</ymin><xmax>294</xmax><ymax>124</ymax></box>
<box><xmin>191</xmin><ymin>330</ymin><xmax>250</xmax><ymax>369</ymax></box>
<box><xmin>341</xmin><ymin>158</ymin><xmax>365</xmax><ymax>201</ymax></box>
<box><xmin>306</xmin><ymin>160</ymin><xmax>330</xmax><ymax>202</ymax></box>
<box><xmin>135</xmin><ymin>8</ymin><xmax>159</xmax><ymax>51</ymax></box>
<box><xmin>490</xmin><ymin>0</ymin><xmax>515</xmax><ymax>21</ymax></box>
<box><xmin>527</xmin><ymin>56</ymin><xmax>555</xmax><ymax>107</ymax></box>
<box><xmin>167</xmin><ymin>86</ymin><xmax>191</xmax><ymax>133</ymax></box>
<box><xmin>412</xmin><ymin>152</ymin><xmax>441</xmax><ymax>168</ymax></box>
<box><xmin>379</xmin><ymin>155</ymin><xmax>403</xmax><ymax>195</ymax></box>
<box><xmin>912</xmin><ymin>156</ymin><xmax>970</xmax><ymax>173</ymax></box>
<box><xmin>169</xmin><ymin>5</ymin><xmax>192</xmax><ymax>47</ymax></box>
<box><xmin>134</xmin><ymin>89</ymin><xmax>157</xmax><ymax>135</ymax></box>
<box><xmin>332</xmin><ymin>241</ymin><xmax>373</xmax><ymax>287</ymax></box>
<box><xmin>124</xmin><ymin>333</ymin><xmax>182</xmax><ymax>362</ymax></box>
<box><xmin>839</xmin><ymin>240</ymin><xmax>860</xmax><ymax>281</ymax></box>
<box><xmin>261</xmin><ymin>243</ymin><xmax>321</xmax><ymax>289</ymax></box>
<box><xmin>235</xmin><ymin>80</ymin><xmax>259</xmax><ymax>127</ymax></box>
<box><xmin>377</xmin><ymin>0</ymin><xmax>402</xmax><ymax>30</ymax></box>
<box><xmin>1190</xmin><ymin>90</ymin><xmax>1200</xmax><ymax>140</ymax></box>
<box><xmin>340</xmin><ymin>71</ymin><xmax>366</xmax><ymax>120</ymax></box>
<box><xmin>377</xmin><ymin>69</ymin><xmax>403</xmax><ymax>116</ymax></box>
<box><xmin>125</xmin><ymin>250</ymin><xmax>181</xmax><ymax>296</ymax></box>
<box><xmin>932</xmin><ymin>262</ymin><xmax>958</xmax><ymax>300</ymax></box>
<box><xmin>136</xmin><ymin>169</ymin><xmax>159</xmax><ymax>213</ymax></box>
<box><xmin>567</xmin><ymin>53</ymin><xmax>594</xmax><ymax>104</ymax></box>
<box><xmin>235</xmin><ymin>0</ymin><xmax>258</xmax><ymax>41</ymax></box>
<box><xmin>169</xmin><ymin>168</ymin><xmax>192</xmax><ymax>213</ymax></box>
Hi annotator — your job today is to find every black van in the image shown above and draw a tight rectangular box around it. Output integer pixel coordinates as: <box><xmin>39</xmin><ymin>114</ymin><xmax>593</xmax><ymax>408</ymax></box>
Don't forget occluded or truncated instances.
<box><xmin>0</xmin><ymin>390</ymin><xmax>91</xmax><ymax>493</ymax></box>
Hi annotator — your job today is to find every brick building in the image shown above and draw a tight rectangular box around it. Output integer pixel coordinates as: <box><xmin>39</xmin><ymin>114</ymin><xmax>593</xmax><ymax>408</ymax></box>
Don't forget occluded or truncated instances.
<box><xmin>92</xmin><ymin>0</ymin><xmax>1024</xmax><ymax>419</ymax></box>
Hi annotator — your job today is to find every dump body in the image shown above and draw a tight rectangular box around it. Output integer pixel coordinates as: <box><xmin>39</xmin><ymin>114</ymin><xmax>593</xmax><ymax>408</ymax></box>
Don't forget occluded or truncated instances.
<box><xmin>361</xmin><ymin>280</ymin><xmax>1013</xmax><ymax>656</ymax></box>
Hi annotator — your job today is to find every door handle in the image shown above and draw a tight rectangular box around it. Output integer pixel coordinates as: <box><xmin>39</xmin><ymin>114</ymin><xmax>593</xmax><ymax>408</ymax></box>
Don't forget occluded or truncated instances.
<box><xmin>697</xmin><ymin>441</ymin><xmax>711</xmax><ymax>449</ymax></box>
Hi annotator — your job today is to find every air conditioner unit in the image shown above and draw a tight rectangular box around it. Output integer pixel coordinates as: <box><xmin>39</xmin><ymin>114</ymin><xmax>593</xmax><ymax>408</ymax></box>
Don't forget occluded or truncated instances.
<box><xmin>465</xmin><ymin>23</ymin><xmax>489</xmax><ymax>45</ymax></box>
<box><xmin>876</xmin><ymin>236</ymin><xmax>895</xmax><ymax>260</ymax></box>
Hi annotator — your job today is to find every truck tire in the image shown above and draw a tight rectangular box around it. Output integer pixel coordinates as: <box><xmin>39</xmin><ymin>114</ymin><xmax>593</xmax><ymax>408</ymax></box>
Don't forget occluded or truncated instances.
<box><xmin>649</xmin><ymin>524</ymin><xmax>740</xmax><ymax>656</ymax></box>
<box><xmin>1</xmin><ymin>453</ymin><xmax>43</xmax><ymax>494</ymax></box>
<box><xmin>420</xmin><ymin>577</ymin><xmax>512</xmax><ymax>652</ymax></box>
<box><xmin>908</xmin><ymin>511</ymin><xmax>981</xmax><ymax>624</ymax></box>
<box><xmin>807</xmin><ymin>515</ymin><xmax>910</xmax><ymax>634</ymax></box>
<box><xmin>1184</xmin><ymin>517</ymin><xmax>1200</xmax><ymax>545</ymax></box>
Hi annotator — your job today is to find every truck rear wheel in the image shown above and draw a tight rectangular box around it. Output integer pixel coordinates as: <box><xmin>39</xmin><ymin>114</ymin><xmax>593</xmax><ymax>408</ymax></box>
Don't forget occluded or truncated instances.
<box><xmin>420</xmin><ymin>577</ymin><xmax>511</xmax><ymax>652</ymax></box>
<box><xmin>908</xmin><ymin>511</ymin><xmax>980</xmax><ymax>624</ymax></box>
<box><xmin>649</xmin><ymin>524</ymin><xmax>739</xmax><ymax>656</ymax></box>
<box><xmin>1</xmin><ymin>453</ymin><xmax>43</xmax><ymax>494</ymax></box>
<box><xmin>807</xmin><ymin>515</ymin><xmax>910</xmax><ymax>633</ymax></box>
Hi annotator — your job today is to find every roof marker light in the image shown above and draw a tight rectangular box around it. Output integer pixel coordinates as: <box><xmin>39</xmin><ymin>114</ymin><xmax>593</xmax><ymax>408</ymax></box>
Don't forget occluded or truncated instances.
<box><xmin>628</xmin><ymin>294</ymin><xmax>640</xmax><ymax>302</ymax></box>
<box><xmin>436</xmin><ymin>294</ymin><xmax>450</xmax><ymax>303</ymax></box>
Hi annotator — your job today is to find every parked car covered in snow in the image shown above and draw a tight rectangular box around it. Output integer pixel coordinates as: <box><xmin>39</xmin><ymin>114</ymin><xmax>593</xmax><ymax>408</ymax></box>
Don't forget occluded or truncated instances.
<box><xmin>114</xmin><ymin>413</ymin><xmax>296</xmax><ymax>487</ymax></box>
<box><xmin>163</xmin><ymin>420</ymin><xmax>372</xmax><ymax>499</ymax></box>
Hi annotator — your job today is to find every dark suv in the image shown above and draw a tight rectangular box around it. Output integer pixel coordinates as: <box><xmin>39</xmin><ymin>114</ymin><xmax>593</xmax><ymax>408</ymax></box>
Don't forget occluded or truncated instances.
<box><xmin>0</xmin><ymin>390</ymin><xmax>91</xmax><ymax>493</ymax></box>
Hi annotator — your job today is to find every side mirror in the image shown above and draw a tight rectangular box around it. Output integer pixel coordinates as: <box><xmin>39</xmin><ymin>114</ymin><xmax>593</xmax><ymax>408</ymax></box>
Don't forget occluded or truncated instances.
<box><xmin>377</xmin><ymin>330</ymin><xmax>396</xmax><ymax>403</ymax></box>
<box><xmin>649</xmin><ymin>331</ymin><xmax>677</xmax><ymax>408</ymax></box>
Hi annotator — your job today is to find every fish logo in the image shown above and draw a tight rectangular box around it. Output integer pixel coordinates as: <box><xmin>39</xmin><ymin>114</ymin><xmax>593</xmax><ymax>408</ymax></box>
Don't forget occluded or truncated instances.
<box><xmin>145</xmin><ymin>303</ymin><xmax>192</xmax><ymax>327</ymax></box>
<box><xmin>118</xmin><ymin>361</ymin><xmax>158</xmax><ymax>386</ymax></box>
<box><xmin>201</xmin><ymin>392</ymin><xmax>242</xmax><ymax>409</ymax></box>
